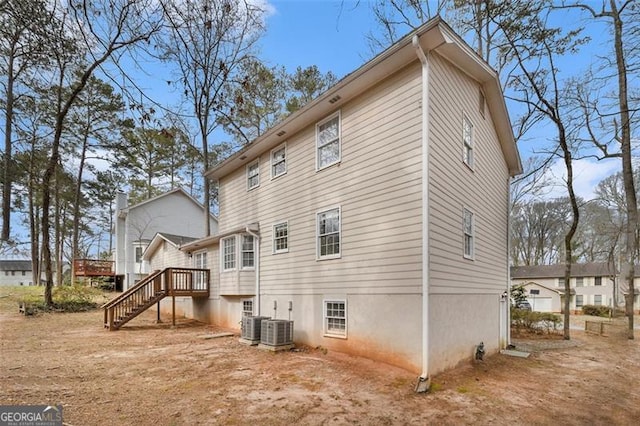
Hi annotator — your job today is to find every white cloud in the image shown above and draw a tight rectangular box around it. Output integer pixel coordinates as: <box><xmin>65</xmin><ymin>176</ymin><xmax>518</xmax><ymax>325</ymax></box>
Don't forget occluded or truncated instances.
<box><xmin>541</xmin><ymin>157</ymin><xmax>620</xmax><ymax>200</ymax></box>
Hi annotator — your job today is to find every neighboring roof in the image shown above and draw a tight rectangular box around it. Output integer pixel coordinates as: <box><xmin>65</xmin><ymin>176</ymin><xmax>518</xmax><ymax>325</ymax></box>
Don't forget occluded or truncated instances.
<box><xmin>205</xmin><ymin>17</ymin><xmax>521</xmax><ymax>181</ymax></box>
<box><xmin>142</xmin><ymin>232</ymin><xmax>198</xmax><ymax>261</ymax></box>
<box><xmin>119</xmin><ymin>187</ymin><xmax>218</xmax><ymax>221</ymax></box>
<box><xmin>518</xmin><ymin>281</ymin><xmax>562</xmax><ymax>295</ymax></box>
<box><xmin>179</xmin><ymin>225</ymin><xmax>255</xmax><ymax>253</ymax></box>
<box><xmin>511</xmin><ymin>263</ymin><xmax>616</xmax><ymax>279</ymax></box>
<box><xmin>0</xmin><ymin>260</ymin><xmax>32</xmax><ymax>271</ymax></box>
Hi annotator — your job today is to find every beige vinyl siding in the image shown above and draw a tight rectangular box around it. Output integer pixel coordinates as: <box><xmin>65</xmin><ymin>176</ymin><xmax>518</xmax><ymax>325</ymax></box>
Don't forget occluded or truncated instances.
<box><xmin>428</xmin><ymin>52</ymin><xmax>509</xmax><ymax>294</ymax></box>
<box><xmin>217</xmin><ymin>62</ymin><xmax>423</xmax><ymax>296</ymax></box>
<box><xmin>148</xmin><ymin>241</ymin><xmax>190</xmax><ymax>271</ymax></box>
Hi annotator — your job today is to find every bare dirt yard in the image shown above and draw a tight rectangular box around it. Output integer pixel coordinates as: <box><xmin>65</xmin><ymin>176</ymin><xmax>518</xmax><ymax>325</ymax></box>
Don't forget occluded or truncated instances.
<box><xmin>1</xmin><ymin>288</ymin><xmax>640</xmax><ymax>425</ymax></box>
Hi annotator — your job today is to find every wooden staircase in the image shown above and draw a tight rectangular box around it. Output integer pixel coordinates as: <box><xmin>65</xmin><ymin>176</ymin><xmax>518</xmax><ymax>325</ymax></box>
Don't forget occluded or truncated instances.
<box><xmin>102</xmin><ymin>267</ymin><xmax>209</xmax><ymax>330</ymax></box>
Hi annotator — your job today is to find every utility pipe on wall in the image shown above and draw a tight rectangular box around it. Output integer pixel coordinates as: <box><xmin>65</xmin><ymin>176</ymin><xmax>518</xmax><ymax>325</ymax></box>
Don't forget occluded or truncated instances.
<box><xmin>412</xmin><ymin>35</ymin><xmax>431</xmax><ymax>392</ymax></box>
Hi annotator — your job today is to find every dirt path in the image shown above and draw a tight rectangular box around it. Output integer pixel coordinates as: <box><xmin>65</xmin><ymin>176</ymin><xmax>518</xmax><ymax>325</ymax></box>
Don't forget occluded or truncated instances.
<box><xmin>1</xmin><ymin>292</ymin><xmax>639</xmax><ymax>425</ymax></box>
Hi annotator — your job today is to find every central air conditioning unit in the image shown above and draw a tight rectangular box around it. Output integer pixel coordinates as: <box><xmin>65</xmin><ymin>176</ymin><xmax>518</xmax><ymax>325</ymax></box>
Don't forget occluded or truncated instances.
<box><xmin>260</xmin><ymin>319</ymin><xmax>294</xmax><ymax>347</ymax></box>
<box><xmin>241</xmin><ymin>316</ymin><xmax>270</xmax><ymax>344</ymax></box>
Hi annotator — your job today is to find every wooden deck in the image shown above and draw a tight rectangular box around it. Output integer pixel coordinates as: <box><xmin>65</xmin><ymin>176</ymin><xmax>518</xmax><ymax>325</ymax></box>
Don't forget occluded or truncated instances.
<box><xmin>74</xmin><ymin>259</ymin><xmax>115</xmax><ymax>277</ymax></box>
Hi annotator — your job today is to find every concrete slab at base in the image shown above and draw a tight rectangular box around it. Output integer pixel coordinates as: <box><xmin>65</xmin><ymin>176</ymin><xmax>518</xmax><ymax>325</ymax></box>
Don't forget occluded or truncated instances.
<box><xmin>500</xmin><ymin>349</ymin><xmax>531</xmax><ymax>358</ymax></box>
<box><xmin>197</xmin><ymin>332</ymin><xmax>235</xmax><ymax>340</ymax></box>
<box><xmin>257</xmin><ymin>343</ymin><xmax>295</xmax><ymax>352</ymax></box>
<box><xmin>238</xmin><ymin>337</ymin><xmax>260</xmax><ymax>346</ymax></box>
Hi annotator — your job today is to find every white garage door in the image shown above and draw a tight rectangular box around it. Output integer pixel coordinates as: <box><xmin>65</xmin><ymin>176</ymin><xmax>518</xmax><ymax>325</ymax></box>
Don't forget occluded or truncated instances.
<box><xmin>527</xmin><ymin>297</ymin><xmax>552</xmax><ymax>312</ymax></box>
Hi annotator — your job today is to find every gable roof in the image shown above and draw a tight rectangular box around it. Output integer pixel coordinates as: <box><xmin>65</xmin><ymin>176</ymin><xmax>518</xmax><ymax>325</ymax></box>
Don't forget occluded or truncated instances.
<box><xmin>205</xmin><ymin>17</ymin><xmax>521</xmax><ymax>181</ymax></box>
<box><xmin>517</xmin><ymin>281</ymin><xmax>562</xmax><ymax>295</ymax></box>
<box><xmin>142</xmin><ymin>232</ymin><xmax>198</xmax><ymax>261</ymax></box>
<box><xmin>0</xmin><ymin>260</ymin><xmax>32</xmax><ymax>271</ymax></box>
<box><xmin>119</xmin><ymin>187</ymin><xmax>218</xmax><ymax>221</ymax></box>
<box><xmin>511</xmin><ymin>263</ymin><xmax>616</xmax><ymax>279</ymax></box>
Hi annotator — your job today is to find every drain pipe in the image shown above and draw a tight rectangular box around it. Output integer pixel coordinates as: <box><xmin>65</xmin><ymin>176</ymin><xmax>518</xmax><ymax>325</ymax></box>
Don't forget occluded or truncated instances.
<box><xmin>506</xmin><ymin>176</ymin><xmax>513</xmax><ymax>347</ymax></box>
<box><xmin>413</xmin><ymin>35</ymin><xmax>431</xmax><ymax>392</ymax></box>
<box><xmin>245</xmin><ymin>224</ymin><xmax>260</xmax><ymax>316</ymax></box>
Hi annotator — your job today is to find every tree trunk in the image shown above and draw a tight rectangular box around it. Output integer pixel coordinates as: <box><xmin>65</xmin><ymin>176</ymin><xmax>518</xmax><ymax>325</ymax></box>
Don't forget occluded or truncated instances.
<box><xmin>561</xmin><ymin>132</ymin><xmax>579</xmax><ymax>341</ymax></box>
<box><xmin>610</xmin><ymin>0</ymin><xmax>636</xmax><ymax>339</ymax></box>
<box><xmin>71</xmin><ymin>126</ymin><xmax>90</xmax><ymax>281</ymax></box>
<box><xmin>2</xmin><ymin>46</ymin><xmax>16</xmax><ymax>241</ymax></box>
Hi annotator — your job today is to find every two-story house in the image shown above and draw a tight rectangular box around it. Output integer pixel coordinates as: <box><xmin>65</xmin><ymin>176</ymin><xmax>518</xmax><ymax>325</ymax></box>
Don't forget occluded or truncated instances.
<box><xmin>114</xmin><ymin>187</ymin><xmax>217</xmax><ymax>289</ymax></box>
<box><xmin>145</xmin><ymin>18</ymin><xmax>521</xmax><ymax>381</ymax></box>
<box><xmin>0</xmin><ymin>260</ymin><xmax>35</xmax><ymax>286</ymax></box>
<box><xmin>510</xmin><ymin>263</ymin><xmax>617</xmax><ymax>313</ymax></box>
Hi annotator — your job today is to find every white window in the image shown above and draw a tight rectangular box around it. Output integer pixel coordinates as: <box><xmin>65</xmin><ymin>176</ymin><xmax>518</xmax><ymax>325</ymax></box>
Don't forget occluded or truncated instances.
<box><xmin>242</xmin><ymin>299</ymin><xmax>254</xmax><ymax>317</ymax></box>
<box><xmin>316</xmin><ymin>113</ymin><xmax>340</xmax><ymax>170</ymax></box>
<box><xmin>271</xmin><ymin>144</ymin><xmax>287</xmax><ymax>179</ymax></box>
<box><xmin>557</xmin><ymin>278</ymin><xmax>563</xmax><ymax>288</ymax></box>
<box><xmin>194</xmin><ymin>251</ymin><xmax>207</xmax><ymax>269</ymax></box>
<box><xmin>324</xmin><ymin>300</ymin><xmax>347</xmax><ymax>337</ymax></box>
<box><xmin>222</xmin><ymin>237</ymin><xmax>236</xmax><ymax>271</ymax></box>
<box><xmin>317</xmin><ymin>207</ymin><xmax>340</xmax><ymax>259</ymax></box>
<box><xmin>463</xmin><ymin>208</ymin><xmax>474</xmax><ymax>260</ymax></box>
<box><xmin>194</xmin><ymin>251</ymin><xmax>207</xmax><ymax>288</ymax></box>
<box><xmin>576</xmin><ymin>295</ymin><xmax>584</xmax><ymax>308</ymax></box>
<box><xmin>463</xmin><ymin>114</ymin><xmax>474</xmax><ymax>168</ymax></box>
<box><xmin>247</xmin><ymin>160</ymin><xmax>259</xmax><ymax>190</ymax></box>
<box><xmin>135</xmin><ymin>246</ymin><xmax>143</xmax><ymax>263</ymax></box>
<box><xmin>594</xmin><ymin>295</ymin><xmax>602</xmax><ymax>306</ymax></box>
<box><xmin>241</xmin><ymin>235</ymin><xmax>255</xmax><ymax>269</ymax></box>
<box><xmin>576</xmin><ymin>277</ymin><xmax>584</xmax><ymax>287</ymax></box>
<box><xmin>595</xmin><ymin>277</ymin><xmax>602</xmax><ymax>286</ymax></box>
<box><xmin>273</xmin><ymin>222</ymin><xmax>289</xmax><ymax>254</ymax></box>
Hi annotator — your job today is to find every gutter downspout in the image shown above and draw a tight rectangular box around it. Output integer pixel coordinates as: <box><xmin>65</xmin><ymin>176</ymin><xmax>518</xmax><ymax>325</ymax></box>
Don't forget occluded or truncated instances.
<box><xmin>413</xmin><ymin>35</ymin><xmax>431</xmax><ymax>393</ymax></box>
<box><xmin>246</xmin><ymin>225</ymin><xmax>260</xmax><ymax>316</ymax></box>
<box><xmin>506</xmin><ymin>176</ymin><xmax>513</xmax><ymax>347</ymax></box>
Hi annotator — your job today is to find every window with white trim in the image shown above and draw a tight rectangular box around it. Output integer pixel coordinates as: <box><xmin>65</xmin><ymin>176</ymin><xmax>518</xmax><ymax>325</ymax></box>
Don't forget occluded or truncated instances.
<box><xmin>247</xmin><ymin>160</ymin><xmax>259</xmax><ymax>190</ymax></box>
<box><xmin>595</xmin><ymin>276</ymin><xmax>602</xmax><ymax>286</ymax></box>
<box><xmin>463</xmin><ymin>114</ymin><xmax>474</xmax><ymax>168</ymax></box>
<box><xmin>576</xmin><ymin>277</ymin><xmax>584</xmax><ymax>287</ymax></box>
<box><xmin>271</xmin><ymin>144</ymin><xmax>286</xmax><ymax>178</ymax></box>
<box><xmin>594</xmin><ymin>294</ymin><xmax>602</xmax><ymax>306</ymax></box>
<box><xmin>222</xmin><ymin>237</ymin><xmax>236</xmax><ymax>271</ymax></box>
<box><xmin>241</xmin><ymin>235</ymin><xmax>255</xmax><ymax>269</ymax></box>
<box><xmin>273</xmin><ymin>222</ymin><xmax>288</xmax><ymax>254</ymax></box>
<box><xmin>576</xmin><ymin>294</ymin><xmax>584</xmax><ymax>308</ymax></box>
<box><xmin>194</xmin><ymin>250</ymin><xmax>207</xmax><ymax>288</ymax></box>
<box><xmin>316</xmin><ymin>113</ymin><xmax>340</xmax><ymax>170</ymax></box>
<box><xmin>324</xmin><ymin>300</ymin><xmax>346</xmax><ymax>337</ymax></box>
<box><xmin>463</xmin><ymin>208</ymin><xmax>474</xmax><ymax>259</ymax></box>
<box><xmin>317</xmin><ymin>207</ymin><xmax>340</xmax><ymax>259</ymax></box>
<box><xmin>135</xmin><ymin>246</ymin><xmax>143</xmax><ymax>264</ymax></box>
<box><xmin>242</xmin><ymin>299</ymin><xmax>254</xmax><ymax>317</ymax></box>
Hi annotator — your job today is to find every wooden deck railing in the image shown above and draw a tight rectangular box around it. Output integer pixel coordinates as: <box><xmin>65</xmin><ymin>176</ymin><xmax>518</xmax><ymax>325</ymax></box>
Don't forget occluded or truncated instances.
<box><xmin>102</xmin><ymin>267</ymin><xmax>209</xmax><ymax>330</ymax></box>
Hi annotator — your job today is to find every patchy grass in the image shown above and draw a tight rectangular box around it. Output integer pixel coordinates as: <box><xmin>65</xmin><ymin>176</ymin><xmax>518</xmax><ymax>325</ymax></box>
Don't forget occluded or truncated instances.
<box><xmin>1</xmin><ymin>284</ymin><xmax>107</xmax><ymax>315</ymax></box>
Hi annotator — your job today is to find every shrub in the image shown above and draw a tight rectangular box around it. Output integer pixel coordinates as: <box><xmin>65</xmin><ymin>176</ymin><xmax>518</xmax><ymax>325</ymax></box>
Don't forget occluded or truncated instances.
<box><xmin>18</xmin><ymin>283</ymin><xmax>101</xmax><ymax>314</ymax></box>
<box><xmin>511</xmin><ymin>307</ymin><xmax>561</xmax><ymax>335</ymax></box>
<box><xmin>582</xmin><ymin>305</ymin><xmax>612</xmax><ymax>317</ymax></box>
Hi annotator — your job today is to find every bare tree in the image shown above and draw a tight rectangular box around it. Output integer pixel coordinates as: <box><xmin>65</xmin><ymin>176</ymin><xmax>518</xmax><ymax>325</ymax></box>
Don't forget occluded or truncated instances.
<box><xmin>496</xmin><ymin>1</ymin><xmax>589</xmax><ymax>339</ymax></box>
<box><xmin>159</xmin><ymin>0</ymin><xmax>265</xmax><ymax>236</ymax></box>
<box><xmin>40</xmin><ymin>0</ymin><xmax>162</xmax><ymax>305</ymax></box>
<box><xmin>0</xmin><ymin>0</ymin><xmax>53</xmax><ymax>240</ymax></box>
<box><xmin>558</xmin><ymin>0</ymin><xmax>639</xmax><ymax>338</ymax></box>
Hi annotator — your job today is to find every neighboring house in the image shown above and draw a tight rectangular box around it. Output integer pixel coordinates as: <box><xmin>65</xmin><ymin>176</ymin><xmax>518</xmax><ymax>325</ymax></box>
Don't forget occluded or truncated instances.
<box><xmin>114</xmin><ymin>187</ymin><xmax>217</xmax><ymax>290</ymax></box>
<box><xmin>619</xmin><ymin>265</ymin><xmax>640</xmax><ymax>314</ymax></box>
<box><xmin>510</xmin><ymin>263</ymin><xmax>617</xmax><ymax>313</ymax></box>
<box><xmin>144</xmin><ymin>17</ymin><xmax>522</xmax><ymax>379</ymax></box>
<box><xmin>0</xmin><ymin>260</ymin><xmax>35</xmax><ymax>286</ymax></box>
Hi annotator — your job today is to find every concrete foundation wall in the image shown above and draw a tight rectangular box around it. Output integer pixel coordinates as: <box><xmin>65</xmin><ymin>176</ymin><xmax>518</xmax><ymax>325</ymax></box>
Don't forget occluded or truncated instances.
<box><xmin>429</xmin><ymin>293</ymin><xmax>500</xmax><ymax>374</ymax></box>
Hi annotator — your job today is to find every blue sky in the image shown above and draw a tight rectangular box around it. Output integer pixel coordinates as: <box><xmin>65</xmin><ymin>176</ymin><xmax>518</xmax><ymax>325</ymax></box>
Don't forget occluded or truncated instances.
<box><xmin>258</xmin><ymin>0</ymin><xmax>378</xmax><ymax>75</ymax></box>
